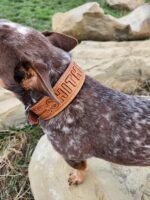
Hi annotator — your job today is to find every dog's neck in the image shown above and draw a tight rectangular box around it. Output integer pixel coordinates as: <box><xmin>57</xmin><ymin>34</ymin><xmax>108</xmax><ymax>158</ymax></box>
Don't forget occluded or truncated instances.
<box><xmin>28</xmin><ymin>61</ymin><xmax>85</xmax><ymax>124</ymax></box>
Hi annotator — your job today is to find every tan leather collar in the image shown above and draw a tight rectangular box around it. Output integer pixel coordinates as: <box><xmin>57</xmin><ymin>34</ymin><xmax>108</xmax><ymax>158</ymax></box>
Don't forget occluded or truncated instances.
<box><xmin>28</xmin><ymin>61</ymin><xmax>85</xmax><ymax>125</ymax></box>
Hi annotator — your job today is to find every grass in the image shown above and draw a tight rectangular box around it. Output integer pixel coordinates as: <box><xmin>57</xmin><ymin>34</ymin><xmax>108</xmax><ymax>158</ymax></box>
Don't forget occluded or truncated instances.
<box><xmin>133</xmin><ymin>79</ymin><xmax>150</xmax><ymax>96</ymax></box>
<box><xmin>0</xmin><ymin>125</ymin><xmax>43</xmax><ymax>200</ymax></box>
<box><xmin>0</xmin><ymin>0</ymin><xmax>128</xmax><ymax>31</ymax></box>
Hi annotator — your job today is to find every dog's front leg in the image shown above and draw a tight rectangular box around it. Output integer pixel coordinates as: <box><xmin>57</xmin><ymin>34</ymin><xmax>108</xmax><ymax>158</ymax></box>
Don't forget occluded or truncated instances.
<box><xmin>65</xmin><ymin>159</ymin><xmax>87</xmax><ymax>185</ymax></box>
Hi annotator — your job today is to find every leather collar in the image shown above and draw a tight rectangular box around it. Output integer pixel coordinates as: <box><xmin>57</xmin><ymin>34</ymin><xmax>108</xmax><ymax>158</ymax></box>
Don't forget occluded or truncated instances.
<box><xmin>28</xmin><ymin>61</ymin><xmax>85</xmax><ymax>125</ymax></box>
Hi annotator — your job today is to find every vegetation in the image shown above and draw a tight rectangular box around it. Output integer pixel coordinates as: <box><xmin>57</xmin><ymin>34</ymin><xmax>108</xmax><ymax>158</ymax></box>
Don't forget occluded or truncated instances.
<box><xmin>0</xmin><ymin>0</ymin><xmax>128</xmax><ymax>31</ymax></box>
<box><xmin>0</xmin><ymin>125</ymin><xmax>43</xmax><ymax>200</ymax></box>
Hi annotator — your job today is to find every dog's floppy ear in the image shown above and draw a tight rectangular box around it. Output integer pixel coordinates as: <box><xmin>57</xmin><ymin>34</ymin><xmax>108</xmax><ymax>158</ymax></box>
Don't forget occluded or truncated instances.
<box><xmin>14</xmin><ymin>61</ymin><xmax>59</xmax><ymax>102</ymax></box>
<box><xmin>42</xmin><ymin>31</ymin><xmax>78</xmax><ymax>52</ymax></box>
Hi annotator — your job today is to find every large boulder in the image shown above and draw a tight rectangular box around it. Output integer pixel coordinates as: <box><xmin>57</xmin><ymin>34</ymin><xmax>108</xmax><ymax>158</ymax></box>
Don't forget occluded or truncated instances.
<box><xmin>0</xmin><ymin>88</ymin><xmax>25</xmax><ymax>129</ymax></box>
<box><xmin>106</xmin><ymin>0</ymin><xmax>144</xmax><ymax>11</ymax></box>
<box><xmin>29</xmin><ymin>135</ymin><xmax>106</xmax><ymax>200</ymax></box>
<box><xmin>52</xmin><ymin>2</ymin><xmax>150</xmax><ymax>41</ymax></box>
<box><xmin>71</xmin><ymin>40</ymin><xmax>150</xmax><ymax>94</ymax></box>
<box><xmin>29</xmin><ymin>135</ymin><xmax>150</xmax><ymax>200</ymax></box>
<box><xmin>118</xmin><ymin>4</ymin><xmax>150</xmax><ymax>39</ymax></box>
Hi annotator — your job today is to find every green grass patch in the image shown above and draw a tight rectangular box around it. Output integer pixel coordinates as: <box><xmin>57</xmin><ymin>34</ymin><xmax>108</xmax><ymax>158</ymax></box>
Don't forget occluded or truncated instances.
<box><xmin>0</xmin><ymin>0</ymin><xmax>127</xmax><ymax>31</ymax></box>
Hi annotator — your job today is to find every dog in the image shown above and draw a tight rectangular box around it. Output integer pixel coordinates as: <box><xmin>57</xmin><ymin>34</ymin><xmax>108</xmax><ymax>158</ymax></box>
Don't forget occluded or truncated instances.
<box><xmin>0</xmin><ymin>20</ymin><xmax>150</xmax><ymax>186</ymax></box>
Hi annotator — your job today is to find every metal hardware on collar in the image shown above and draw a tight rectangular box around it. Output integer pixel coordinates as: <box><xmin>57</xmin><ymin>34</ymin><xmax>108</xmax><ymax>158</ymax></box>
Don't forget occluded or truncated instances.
<box><xmin>28</xmin><ymin>61</ymin><xmax>85</xmax><ymax>125</ymax></box>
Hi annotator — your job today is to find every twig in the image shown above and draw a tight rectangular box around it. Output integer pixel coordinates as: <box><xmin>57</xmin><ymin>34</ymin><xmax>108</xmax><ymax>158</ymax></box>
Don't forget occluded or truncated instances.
<box><xmin>0</xmin><ymin>174</ymin><xmax>22</xmax><ymax>177</ymax></box>
<box><xmin>0</xmin><ymin>130</ymin><xmax>18</xmax><ymax>134</ymax></box>
<box><xmin>14</xmin><ymin>180</ymin><xmax>27</xmax><ymax>200</ymax></box>
<box><xmin>16</xmin><ymin>186</ymin><xmax>31</xmax><ymax>200</ymax></box>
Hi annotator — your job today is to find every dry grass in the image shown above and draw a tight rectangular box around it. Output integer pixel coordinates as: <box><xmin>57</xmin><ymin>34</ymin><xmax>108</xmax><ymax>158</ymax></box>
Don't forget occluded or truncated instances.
<box><xmin>133</xmin><ymin>79</ymin><xmax>150</xmax><ymax>96</ymax></box>
<box><xmin>0</xmin><ymin>125</ymin><xmax>43</xmax><ymax>200</ymax></box>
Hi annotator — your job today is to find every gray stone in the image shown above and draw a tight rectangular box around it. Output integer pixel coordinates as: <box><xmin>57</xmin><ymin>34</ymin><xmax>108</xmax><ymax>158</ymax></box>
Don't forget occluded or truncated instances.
<box><xmin>106</xmin><ymin>0</ymin><xmax>144</xmax><ymax>11</ymax></box>
<box><xmin>71</xmin><ymin>40</ymin><xmax>150</xmax><ymax>94</ymax></box>
<box><xmin>0</xmin><ymin>88</ymin><xmax>25</xmax><ymax>129</ymax></box>
<box><xmin>52</xmin><ymin>2</ymin><xmax>150</xmax><ymax>41</ymax></box>
<box><xmin>118</xmin><ymin>4</ymin><xmax>150</xmax><ymax>40</ymax></box>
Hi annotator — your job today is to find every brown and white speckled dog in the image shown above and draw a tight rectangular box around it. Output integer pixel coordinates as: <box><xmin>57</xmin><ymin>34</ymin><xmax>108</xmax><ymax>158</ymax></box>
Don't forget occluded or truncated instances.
<box><xmin>0</xmin><ymin>20</ymin><xmax>150</xmax><ymax>185</ymax></box>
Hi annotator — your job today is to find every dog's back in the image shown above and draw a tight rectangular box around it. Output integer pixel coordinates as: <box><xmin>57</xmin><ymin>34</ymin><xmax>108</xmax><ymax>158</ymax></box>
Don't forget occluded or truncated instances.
<box><xmin>41</xmin><ymin>76</ymin><xmax>150</xmax><ymax>166</ymax></box>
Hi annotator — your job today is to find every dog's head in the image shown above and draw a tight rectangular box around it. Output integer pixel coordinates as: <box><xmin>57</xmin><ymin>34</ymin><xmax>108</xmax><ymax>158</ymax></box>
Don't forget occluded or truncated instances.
<box><xmin>0</xmin><ymin>20</ymin><xmax>77</xmax><ymax>105</ymax></box>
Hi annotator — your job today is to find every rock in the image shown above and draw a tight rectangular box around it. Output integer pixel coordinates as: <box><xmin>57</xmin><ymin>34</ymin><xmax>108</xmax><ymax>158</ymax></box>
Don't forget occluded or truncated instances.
<box><xmin>29</xmin><ymin>135</ymin><xmax>106</xmax><ymax>200</ymax></box>
<box><xmin>71</xmin><ymin>40</ymin><xmax>150</xmax><ymax>94</ymax></box>
<box><xmin>0</xmin><ymin>88</ymin><xmax>25</xmax><ymax>129</ymax></box>
<box><xmin>29</xmin><ymin>135</ymin><xmax>150</xmax><ymax>200</ymax></box>
<box><xmin>52</xmin><ymin>2</ymin><xmax>127</xmax><ymax>41</ymax></box>
<box><xmin>106</xmin><ymin>0</ymin><xmax>144</xmax><ymax>11</ymax></box>
<box><xmin>111</xmin><ymin>165</ymin><xmax>150</xmax><ymax>199</ymax></box>
<box><xmin>118</xmin><ymin>4</ymin><xmax>150</xmax><ymax>40</ymax></box>
<box><xmin>52</xmin><ymin>2</ymin><xmax>150</xmax><ymax>41</ymax></box>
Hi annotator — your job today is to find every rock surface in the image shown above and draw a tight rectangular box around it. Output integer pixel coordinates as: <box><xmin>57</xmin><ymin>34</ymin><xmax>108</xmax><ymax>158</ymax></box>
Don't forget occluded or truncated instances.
<box><xmin>106</xmin><ymin>0</ymin><xmax>144</xmax><ymax>10</ymax></box>
<box><xmin>0</xmin><ymin>88</ymin><xmax>25</xmax><ymax>129</ymax></box>
<box><xmin>29</xmin><ymin>135</ymin><xmax>150</xmax><ymax>200</ymax></box>
<box><xmin>72</xmin><ymin>40</ymin><xmax>150</xmax><ymax>94</ymax></box>
<box><xmin>118</xmin><ymin>4</ymin><xmax>150</xmax><ymax>39</ymax></box>
<box><xmin>52</xmin><ymin>2</ymin><xmax>150</xmax><ymax>41</ymax></box>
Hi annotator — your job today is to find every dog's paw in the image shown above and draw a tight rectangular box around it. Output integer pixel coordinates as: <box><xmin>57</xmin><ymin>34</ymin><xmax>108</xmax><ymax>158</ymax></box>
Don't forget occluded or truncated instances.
<box><xmin>68</xmin><ymin>169</ymin><xmax>86</xmax><ymax>186</ymax></box>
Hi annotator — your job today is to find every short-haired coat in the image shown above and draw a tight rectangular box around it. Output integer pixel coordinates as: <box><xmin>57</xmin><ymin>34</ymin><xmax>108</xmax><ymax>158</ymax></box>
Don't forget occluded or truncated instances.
<box><xmin>0</xmin><ymin>20</ymin><xmax>150</xmax><ymax>185</ymax></box>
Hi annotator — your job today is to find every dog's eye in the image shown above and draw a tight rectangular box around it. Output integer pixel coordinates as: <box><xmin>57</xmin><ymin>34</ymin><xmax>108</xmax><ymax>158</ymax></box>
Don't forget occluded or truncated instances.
<box><xmin>14</xmin><ymin>70</ymin><xmax>26</xmax><ymax>83</ymax></box>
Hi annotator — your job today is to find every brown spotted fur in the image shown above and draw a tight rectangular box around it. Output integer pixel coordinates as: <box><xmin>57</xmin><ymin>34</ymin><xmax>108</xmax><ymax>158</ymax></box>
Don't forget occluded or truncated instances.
<box><xmin>0</xmin><ymin>21</ymin><xmax>150</xmax><ymax>174</ymax></box>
